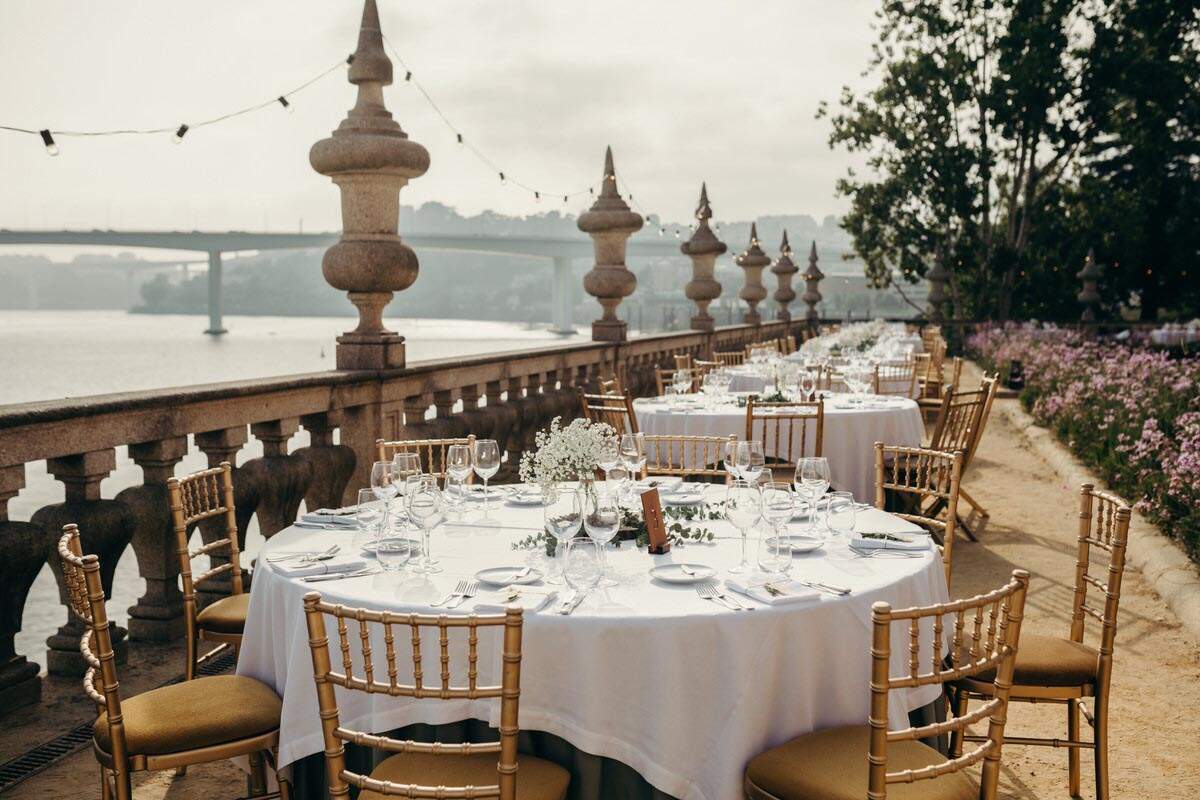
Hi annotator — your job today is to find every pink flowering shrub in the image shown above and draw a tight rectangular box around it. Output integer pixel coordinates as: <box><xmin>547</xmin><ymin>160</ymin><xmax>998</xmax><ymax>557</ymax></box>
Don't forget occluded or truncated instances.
<box><xmin>970</xmin><ymin>323</ymin><xmax>1200</xmax><ymax>559</ymax></box>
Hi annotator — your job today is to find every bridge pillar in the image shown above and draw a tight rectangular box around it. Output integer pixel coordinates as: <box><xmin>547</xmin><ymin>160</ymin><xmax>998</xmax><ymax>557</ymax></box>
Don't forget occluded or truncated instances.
<box><xmin>551</xmin><ymin>257</ymin><xmax>574</xmax><ymax>335</ymax></box>
<box><xmin>204</xmin><ymin>251</ymin><xmax>227</xmax><ymax>335</ymax></box>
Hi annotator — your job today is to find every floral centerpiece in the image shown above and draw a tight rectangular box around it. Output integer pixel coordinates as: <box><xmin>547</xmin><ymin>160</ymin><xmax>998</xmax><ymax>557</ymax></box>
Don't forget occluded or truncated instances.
<box><xmin>518</xmin><ymin>416</ymin><xmax>614</xmax><ymax>493</ymax></box>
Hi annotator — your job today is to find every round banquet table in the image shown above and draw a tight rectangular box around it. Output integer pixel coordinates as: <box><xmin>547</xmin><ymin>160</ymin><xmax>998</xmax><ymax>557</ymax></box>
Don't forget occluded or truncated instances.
<box><xmin>634</xmin><ymin>394</ymin><xmax>925</xmax><ymax>501</ymax></box>
<box><xmin>237</xmin><ymin>485</ymin><xmax>950</xmax><ymax>800</ymax></box>
<box><xmin>724</xmin><ymin>366</ymin><xmax>919</xmax><ymax>399</ymax></box>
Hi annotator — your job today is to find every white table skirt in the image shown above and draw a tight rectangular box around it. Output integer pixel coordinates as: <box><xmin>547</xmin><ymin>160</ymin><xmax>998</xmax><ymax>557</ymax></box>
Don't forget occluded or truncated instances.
<box><xmin>237</xmin><ymin>487</ymin><xmax>949</xmax><ymax>800</ymax></box>
<box><xmin>634</xmin><ymin>396</ymin><xmax>925</xmax><ymax>500</ymax></box>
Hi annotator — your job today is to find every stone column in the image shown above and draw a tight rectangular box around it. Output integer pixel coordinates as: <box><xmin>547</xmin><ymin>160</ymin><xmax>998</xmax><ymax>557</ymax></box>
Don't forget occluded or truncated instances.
<box><xmin>681</xmin><ymin>183</ymin><xmax>726</xmax><ymax>332</ymax></box>
<box><xmin>735</xmin><ymin>223</ymin><xmax>770</xmax><ymax>326</ymax></box>
<box><xmin>0</xmin><ymin>466</ymin><xmax>44</xmax><ymax>713</ymax></box>
<box><xmin>1077</xmin><ymin>247</ymin><xmax>1102</xmax><ymax>322</ymax></box>
<box><xmin>770</xmin><ymin>230</ymin><xmax>798</xmax><ymax>322</ymax></box>
<box><xmin>310</xmin><ymin>0</ymin><xmax>430</xmax><ymax>370</ymax></box>
<box><xmin>577</xmin><ymin>147</ymin><xmax>644</xmax><ymax>342</ymax></box>
<box><xmin>926</xmin><ymin>248</ymin><xmax>950</xmax><ymax>324</ymax></box>
<box><xmin>802</xmin><ymin>241</ymin><xmax>824</xmax><ymax>328</ymax></box>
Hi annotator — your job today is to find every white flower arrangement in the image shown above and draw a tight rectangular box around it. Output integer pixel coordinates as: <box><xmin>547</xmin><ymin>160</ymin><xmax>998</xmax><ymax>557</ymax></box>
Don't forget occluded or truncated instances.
<box><xmin>518</xmin><ymin>416</ymin><xmax>615</xmax><ymax>491</ymax></box>
<box><xmin>802</xmin><ymin>319</ymin><xmax>904</xmax><ymax>355</ymax></box>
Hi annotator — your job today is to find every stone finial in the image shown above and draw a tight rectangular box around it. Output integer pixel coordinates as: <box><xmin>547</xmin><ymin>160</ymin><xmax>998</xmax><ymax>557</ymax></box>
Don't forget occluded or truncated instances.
<box><xmin>1077</xmin><ymin>247</ymin><xmax>1102</xmax><ymax>322</ymax></box>
<box><xmin>310</xmin><ymin>0</ymin><xmax>430</xmax><ymax>370</ymax></box>
<box><xmin>770</xmin><ymin>230</ymin><xmax>798</xmax><ymax>322</ymax></box>
<box><xmin>735</xmin><ymin>223</ymin><xmax>770</xmax><ymax>325</ymax></box>
<box><xmin>801</xmin><ymin>240</ymin><xmax>824</xmax><ymax>325</ymax></box>
<box><xmin>577</xmin><ymin>146</ymin><xmax>644</xmax><ymax>341</ymax></box>
<box><xmin>926</xmin><ymin>247</ymin><xmax>950</xmax><ymax>323</ymax></box>
<box><xmin>680</xmin><ymin>182</ymin><xmax>726</xmax><ymax>332</ymax></box>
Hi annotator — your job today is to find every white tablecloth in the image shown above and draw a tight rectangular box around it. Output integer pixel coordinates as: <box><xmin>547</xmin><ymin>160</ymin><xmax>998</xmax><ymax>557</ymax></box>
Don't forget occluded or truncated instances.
<box><xmin>634</xmin><ymin>396</ymin><xmax>925</xmax><ymax>500</ymax></box>
<box><xmin>237</xmin><ymin>487</ymin><xmax>949</xmax><ymax>800</ymax></box>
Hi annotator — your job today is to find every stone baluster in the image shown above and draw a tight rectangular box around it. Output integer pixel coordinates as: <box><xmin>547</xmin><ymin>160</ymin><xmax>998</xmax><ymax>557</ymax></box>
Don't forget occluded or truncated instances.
<box><xmin>35</xmin><ymin>449</ymin><xmax>133</xmax><ymax>676</ymax></box>
<box><xmin>735</xmin><ymin>223</ymin><xmax>770</xmax><ymax>326</ymax></box>
<box><xmin>310</xmin><ymin>0</ymin><xmax>430</xmax><ymax>370</ymax></box>
<box><xmin>1077</xmin><ymin>247</ymin><xmax>1102</xmax><ymax>322</ymax></box>
<box><xmin>242</xmin><ymin>419</ymin><xmax>312</xmax><ymax>539</ymax></box>
<box><xmin>0</xmin><ymin>466</ymin><xmax>45</xmax><ymax>712</ymax></box>
<box><xmin>926</xmin><ymin>248</ymin><xmax>950</xmax><ymax>324</ymax></box>
<box><xmin>296</xmin><ymin>413</ymin><xmax>356</xmax><ymax>512</ymax></box>
<box><xmin>681</xmin><ymin>183</ymin><xmax>726</xmax><ymax>332</ymax></box>
<box><xmin>801</xmin><ymin>241</ymin><xmax>824</xmax><ymax>330</ymax></box>
<box><xmin>578</xmin><ymin>147</ymin><xmax>644</xmax><ymax>342</ymax></box>
<box><xmin>337</xmin><ymin>402</ymin><xmax>385</xmax><ymax>504</ymax></box>
<box><xmin>771</xmin><ymin>230</ymin><xmax>798</xmax><ymax>322</ymax></box>
<box><xmin>194</xmin><ymin>427</ymin><xmax>249</xmax><ymax>604</ymax></box>
<box><xmin>119</xmin><ymin>437</ymin><xmax>188</xmax><ymax>642</ymax></box>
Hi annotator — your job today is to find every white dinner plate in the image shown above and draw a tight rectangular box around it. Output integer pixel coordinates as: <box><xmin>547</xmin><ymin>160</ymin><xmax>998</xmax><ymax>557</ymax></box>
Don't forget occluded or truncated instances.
<box><xmin>663</xmin><ymin>492</ymin><xmax>705</xmax><ymax>506</ymax></box>
<box><xmin>648</xmin><ymin>563</ymin><xmax>717</xmax><ymax>584</ymax></box>
<box><xmin>475</xmin><ymin>565</ymin><xmax>544</xmax><ymax>586</ymax></box>
<box><xmin>764</xmin><ymin>534</ymin><xmax>826</xmax><ymax>554</ymax></box>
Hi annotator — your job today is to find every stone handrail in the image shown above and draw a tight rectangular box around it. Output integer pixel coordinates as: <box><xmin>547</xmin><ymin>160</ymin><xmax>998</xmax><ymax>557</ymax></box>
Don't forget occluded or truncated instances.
<box><xmin>0</xmin><ymin>320</ymin><xmax>799</xmax><ymax>711</ymax></box>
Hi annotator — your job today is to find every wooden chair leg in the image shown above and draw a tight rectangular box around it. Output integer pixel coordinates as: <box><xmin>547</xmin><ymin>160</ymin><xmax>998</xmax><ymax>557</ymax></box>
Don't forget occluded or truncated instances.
<box><xmin>959</xmin><ymin>487</ymin><xmax>989</xmax><ymax>518</ymax></box>
<box><xmin>950</xmin><ymin>687</ymin><xmax>970</xmax><ymax>758</ymax></box>
<box><xmin>1094</xmin><ymin>695</ymin><xmax>1110</xmax><ymax>800</ymax></box>
<box><xmin>100</xmin><ymin>767</ymin><xmax>113</xmax><ymax>800</ymax></box>
<box><xmin>248</xmin><ymin>750</ymin><xmax>268</xmax><ymax>797</ymax></box>
<box><xmin>1068</xmin><ymin>698</ymin><xmax>1081</xmax><ymax>798</ymax></box>
<box><xmin>185</xmin><ymin>634</ymin><xmax>197</xmax><ymax>681</ymax></box>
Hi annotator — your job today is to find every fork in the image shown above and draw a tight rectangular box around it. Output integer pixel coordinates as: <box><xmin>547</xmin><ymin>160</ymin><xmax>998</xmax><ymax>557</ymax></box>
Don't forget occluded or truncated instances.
<box><xmin>446</xmin><ymin>581</ymin><xmax>478</xmax><ymax>610</ymax></box>
<box><xmin>849</xmin><ymin>545</ymin><xmax>923</xmax><ymax>560</ymax></box>
<box><xmin>696</xmin><ymin>582</ymin><xmax>743</xmax><ymax>611</ymax></box>
<box><xmin>432</xmin><ymin>580</ymin><xmax>468</xmax><ymax>608</ymax></box>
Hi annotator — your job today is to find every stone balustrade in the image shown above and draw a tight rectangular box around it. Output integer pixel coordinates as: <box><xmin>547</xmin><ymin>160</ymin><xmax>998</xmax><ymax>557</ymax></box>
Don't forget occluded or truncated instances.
<box><xmin>0</xmin><ymin>320</ymin><xmax>799</xmax><ymax>713</ymax></box>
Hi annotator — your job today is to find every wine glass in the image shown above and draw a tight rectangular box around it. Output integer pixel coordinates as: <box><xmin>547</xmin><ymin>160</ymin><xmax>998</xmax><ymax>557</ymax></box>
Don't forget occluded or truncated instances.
<box><xmin>738</xmin><ymin>441</ymin><xmax>765</xmax><ymax>485</ymax></box>
<box><xmin>406</xmin><ymin>475</ymin><xmax>444</xmax><ymax>573</ymax></box>
<box><xmin>370</xmin><ymin>461</ymin><xmax>398</xmax><ymax>531</ymax></box>
<box><xmin>597</xmin><ymin>436</ymin><xmax>621</xmax><ymax>490</ymax></box>
<box><xmin>798</xmin><ymin>370</ymin><xmax>817</xmax><ymax>402</ymax></box>
<box><xmin>794</xmin><ymin>457</ymin><xmax>831</xmax><ymax>535</ymax></box>
<box><xmin>760</xmin><ymin>482</ymin><xmax>795</xmax><ymax>538</ymax></box>
<box><xmin>724</xmin><ymin>479</ymin><xmax>763</xmax><ymax>574</ymax></box>
<box><xmin>446</xmin><ymin>444</ymin><xmax>472</xmax><ymax>486</ymax></box>
<box><xmin>355</xmin><ymin>488</ymin><xmax>381</xmax><ymax>550</ymax></box>
<box><xmin>473</xmin><ymin>439</ymin><xmax>501</xmax><ymax>516</ymax></box>
<box><xmin>391</xmin><ymin>452</ymin><xmax>421</xmax><ymax>529</ymax></box>
<box><xmin>562</xmin><ymin>538</ymin><xmax>601</xmax><ymax>606</ymax></box>
<box><xmin>543</xmin><ymin>484</ymin><xmax>584</xmax><ymax>584</ymax></box>
<box><xmin>826</xmin><ymin>491</ymin><xmax>856</xmax><ymax>539</ymax></box>
<box><xmin>672</xmin><ymin>368</ymin><xmax>692</xmax><ymax>400</ymax></box>
<box><xmin>723</xmin><ymin>440</ymin><xmax>747</xmax><ymax>481</ymax></box>
<box><xmin>619</xmin><ymin>434</ymin><xmax>646</xmax><ymax>489</ymax></box>
<box><xmin>583</xmin><ymin>490</ymin><xmax>621</xmax><ymax>586</ymax></box>
<box><xmin>442</xmin><ymin>473</ymin><xmax>467</xmax><ymax>521</ymax></box>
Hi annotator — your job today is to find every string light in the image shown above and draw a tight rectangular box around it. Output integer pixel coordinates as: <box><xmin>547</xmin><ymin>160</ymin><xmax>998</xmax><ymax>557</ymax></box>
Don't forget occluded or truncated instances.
<box><xmin>172</xmin><ymin>124</ymin><xmax>189</xmax><ymax>144</ymax></box>
<box><xmin>277</xmin><ymin>96</ymin><xmax>293</xmax><ymax>113</ymax></box>
<box><xmin>39</xmin><ymin>129</ymin><xmax>58</xmax><ymax>157</ymax></box>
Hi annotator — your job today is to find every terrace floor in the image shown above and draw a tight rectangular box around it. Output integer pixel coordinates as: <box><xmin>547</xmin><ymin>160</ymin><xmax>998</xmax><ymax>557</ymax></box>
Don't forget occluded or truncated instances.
<box><xmin>8</xmin><ymin>393</ymin><xmax>1200</xmax><ymax>799</ymax></box>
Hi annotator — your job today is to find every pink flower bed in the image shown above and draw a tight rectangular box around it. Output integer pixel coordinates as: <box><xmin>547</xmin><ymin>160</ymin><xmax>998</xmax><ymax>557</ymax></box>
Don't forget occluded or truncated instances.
<box><xmin>969</xmin><ymin>323</ymin><xmax>1200</xmax><ymax>559</ymax></box>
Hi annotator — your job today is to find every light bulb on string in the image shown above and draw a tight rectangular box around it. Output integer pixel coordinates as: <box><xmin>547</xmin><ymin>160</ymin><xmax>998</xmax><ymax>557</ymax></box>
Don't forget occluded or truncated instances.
<box><xmin>172</xmin><ymin>124</ymin><xmax>189</xmax><ymax>144</ymax></box>
<box><xmin>659</xmin><ymin>227</ymin><xmax>665</xmax><ymax>237</ymax></box>
<box><xmin>562</xmin><ymin>195</ymin><xmax>568</xmax><ymax>204</ymax></box>
<box><xmin>499</xmin><ymin>172</ymin><xmax>506</xmax><ymax>185</ymax></box>
<box><xmin>345</xmin><ymin>53</ymin><xmax>355</xmax><ymax>67</ymax></box>
<box><xmin>277</xmin><ymin>96</ymin><xmax>293</xmax><ymax>113</ymax></box>
<box><xmin>39</xmin><ymin>129</ymin><xmax>58</xmax><ymax>157</ymax></box>
<box><xmin>674</xmin><ymin>228</ymin><xmax>681</xmax><ymax>239</ymax></box>
<box><xmin>404</xmin><ymin>70</ymin><xmax>412</xmax><ymax>81</ymax></box>
<box><xmin>456</xmin><ymin>133</ymin><xmax>463</xmax><ymax>145</ymax></box>
<box><xmin>534</xmin><ymin>191</ymin><xmax>541</xmax><ymax>203</ymax></box>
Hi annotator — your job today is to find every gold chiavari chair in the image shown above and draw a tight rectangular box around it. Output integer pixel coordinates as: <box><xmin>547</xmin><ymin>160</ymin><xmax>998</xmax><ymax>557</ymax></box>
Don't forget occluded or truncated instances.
<box><xmin>597</xmin><ymin>375</ymin><xmax>622</xmax><ymax>395</ymax></box>
<box><xmin>579</xmin><ymin>390</ymin><xmax>639</xmax><ymax>435</ymax></box>
<box><xmin>874</xmin><ymin>443</ymin><xmax>963</xmax><ymax>588</ymax></box>
<box><xmin>655</xmin><ymin>367</ymin><xmax>692</xmax><ymax>397</ymax></box>
<box><xmin>59</xmin><ymin>525</ymin><xmax>287</xmax><ymax>800</ymax></box>
<box><xmin>874</xmin><ymin>361</ymin><xmax>919</xmax><ymax>397</ymax></box>
<box><xmin>378</xmin><ymin>435</ymin><xmax>477</xmax><ymax>483</ymax></box>
<box><xmin>951</xmin><ymin>486</ymin><xmax>1131</xmax><ymax>800</ymax></box>
<box><xmin>714</xmin><ymin>350</ymin><xmax>746</xmax><ymax>367</ymax></box>
<box><xmin>744</xmin><ymin>570</ymin><xmax>1031</xmax><ymax>800</ymax></box>
<box><xmin>169</xmin><ymin>462</ymin><xmax>246</xmax><ymax>681</ymax></box>
<box><xmin>302</xmin><ymin>595</ymin><xmax>570</xmax><ymax>800</ymax></box>
<box><xmin>918</xmin><ymin>337</ymin><xmax>948</xmax><ymax>400</ymax></box>
<box><xmin>639</xmin><ymin>433</ymin><xmax>736</xmax><ymax>483</ymax></box>
<box><xmin>928</xmin><ymin>376</ymin><xmax>997</xmax><ymax>537</ymax></box>
<box><xmin>674</xmin><ymin>353</ymin><xmax>694</xmax><ymax>371</ymax></box>
<box><xmin>917</xmin><ymin>357</ymin><xmax>963</xmax><ymax>420</ymax></box>
<box><xmin>745</xmin><ymin>398</ymin><xmax>824</xmax><ymax>480</ymax></box>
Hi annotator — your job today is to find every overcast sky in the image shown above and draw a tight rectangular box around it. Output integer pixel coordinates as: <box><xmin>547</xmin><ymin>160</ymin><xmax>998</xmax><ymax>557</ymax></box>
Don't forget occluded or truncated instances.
<box><xmin>0</xmin><ymin>1</ymin><xmax>877</xmax><ymax>236</ymax></box>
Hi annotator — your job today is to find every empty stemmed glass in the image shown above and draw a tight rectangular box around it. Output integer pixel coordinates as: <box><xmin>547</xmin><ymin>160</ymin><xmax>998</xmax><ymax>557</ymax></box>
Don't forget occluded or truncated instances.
<box><xmin>724</xmin><ymin>479</ymin><xmax>763</xmax><ymax>574</ymax></box>
<box><xmin>543</xmin><ymin>484</ymin><xmax>584</xmax><ymax>584</ymax></box>
<box><xmin>672</xmin><ymin>369</ymin><xmax>692</xmax><ymax>402</ymax></box>
<box><xmin>794</xmin><ymin>457</ymin><xmax>831</xmax><ymax>535</ymax></box>
<box><xmin>444</xmin><ymin>444</ymin><xmax>472</xmax><ymax>520</ymax></box>
<box><xmin>391</xmin><ymin>452</ymin><xmax>421</xmax><ymax>530</ymax></box>
<box><xmin>583</xmin><ymin>490</ymin><xmax>621</xmax><ymax>586</ymax></box>
<box><xmin>619</xmin><ymin>433</ymin><xmax>646</xmax><ymax>492</ymax></box>
<box><xmin>370</xmin><ymin>461</ymin><xmax>398</xmax><ymax>531</ymax></box>
<box><xmin>597</xmin><ymin>436</ymin><xmax>621</xmax><ymax>490</ymax></box>
<box><xmin>798</xmin><ymin>370</ymin><xmax>817</xmax><ymax>402</ymax></box>
<box><xmin>738</xmin><ymin>441</ymin><xmax>765</xmax><ymax>486</ymax></box>
<box><xmin>563</xmin><ymin>539</ymin><xmax>602</xmax><ymax>608</ymax></box>
<box><xmin>473</xmin><ymin>439</ymin><xmax>500</xmax><ymax>518</ymax></box>
<box><xmin>723</xmin><ymin>440</ymin><xmax>748</xmax><ymax>481</ymax></box>
<box><xmin>406</xmin><ymin>475</ymin><xmax>444</xmax><ymax>574</ymax></box>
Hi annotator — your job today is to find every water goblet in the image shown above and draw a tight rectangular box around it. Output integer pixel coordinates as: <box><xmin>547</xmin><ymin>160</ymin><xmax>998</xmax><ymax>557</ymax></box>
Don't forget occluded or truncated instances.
<box><xmin>543</xmin><ymin>484</ymin><xmax>584</xmax><ymax>584</ymax></box>
<box><xmin>446</xmin><ymin>444</ymin><xmax>472</xmax><ymax>486</ymax></box>
<box><xmin>473</xmin><ymin>439</ymin><xmax>501</xmax><ymax>518</ymax></box>
<box><xmin>619</xmin><ymin>434</ymin><xmax>646</xmax><ymax>490</ymax></box>
<box><xmin>391</xmin><ymin>452</ymin><xmax>421</xmax><ymax>529</ymax></box>
<box><xmin>723</xmin><ymin>440</ymin><xmax>747</xmax><ymax>481</ymax></box>
<box><xmin>738</xmin><ymin>441</ymin><xmax>765</xmax><ymax>485</ymax></box>
<box><xmin>798</xmin><ymin>370</ymin><xmax>817</xmax><ymax>402</ymax></box>
<box><xmin>562</xmin><ymin>538</ymin><xmax>601</xmax><ymax>607</ymax></box>
<box><xmin>370</xmin><ymin>460</ymin><xmax>398</xmax><ymax>531</ymax></box>
<box><xmin>794</xmin><ymin>457</ymin><xmax>831</xmax><ymax>535</ymax></box>
<box><xmin>406</xmin><ymin>475</ymin><xmax>445</xmax><ymax>573</ymax></box>
<box><xmin>583</xmin><ymin>490</ymin><xmax>621</xmax><ymax>586</ymax></box>
<box><xmin>724</xmin><ymin>479</ymin><xmax>763</xmax><ymax>574</ymax></box>
<box><xmin>597</xmin><ymin>436</ymin><xmax>621</xmax><ymax>490</ymax></box>
<box><xmin>672</xmin><ymin>368</ymin><xmax>692</xmax><ymax>400</ymax></box>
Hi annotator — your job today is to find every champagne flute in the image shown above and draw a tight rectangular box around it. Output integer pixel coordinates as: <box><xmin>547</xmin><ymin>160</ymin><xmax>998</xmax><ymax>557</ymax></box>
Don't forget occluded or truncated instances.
<box><xmin>543</xmin><ymin>484</ymin><xmax>584</xmax><ymax>584</ymax></box>
<box><xmin>583</xmin><ymin>490</ymin><xmax>621</xmax><ymax>586</ymax></box>
<box><xmin>473</xmin><ymin>439</ymin><xmax>501</xmax><ymax>517</ymax></box>
<box><xmin>794</xmin><ymin>457</ymin><xmax>831</xmax><ymax>535</ymax></box>
<box><xmin>724</xmin><ymin>479</ymin><xmax>763</xmax><ymax>574</ymax></box>
<box><xmin>406</xmin><ymin>475</ymin><xmax>444</xmax><ymax>573</ymax></box>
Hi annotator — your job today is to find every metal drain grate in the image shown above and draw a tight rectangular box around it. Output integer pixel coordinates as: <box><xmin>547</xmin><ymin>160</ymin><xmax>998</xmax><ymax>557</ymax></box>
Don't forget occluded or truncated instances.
<box><xmin>0</xmin><ymin>649</ymin><xmax>239</xmax><ymax>793</ymax></box>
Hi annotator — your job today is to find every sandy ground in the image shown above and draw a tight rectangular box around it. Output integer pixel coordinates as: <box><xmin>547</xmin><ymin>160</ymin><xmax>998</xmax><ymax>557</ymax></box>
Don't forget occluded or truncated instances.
<box><xmin>8</xmin><ymin>395</ymin><xmax>1200</xmax><ymax>799</ymax></box>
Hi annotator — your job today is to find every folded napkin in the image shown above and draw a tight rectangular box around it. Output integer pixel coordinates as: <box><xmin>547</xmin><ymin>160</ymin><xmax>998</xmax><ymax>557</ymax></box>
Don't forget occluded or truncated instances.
<box><xmin>270</xmin><ymin>555</ymin><xmax>371</xmax><ymax>578</ymax></box>
<box><xmin>850</xmin><ymin>531</ymin><xmax>930</xmax><ymax>551</ymax></box>
<box><xmin>725</xmin><ymin>578</ymin><xmax>820</xmax><ymax>606</ymax></box>
<box><xmin>301</xmin><ymin>508</ymin><xmax>363</xmax><ymax>527</ymax></box>
<box><xmin>636</xmin><ymin>477</ymin><xmax>684</xmax><ymax>494</ymax></box>
<box><xmin>473</xmin><ymin>587</ymin><xmax>559</xmax><ymax>613</ymax></box>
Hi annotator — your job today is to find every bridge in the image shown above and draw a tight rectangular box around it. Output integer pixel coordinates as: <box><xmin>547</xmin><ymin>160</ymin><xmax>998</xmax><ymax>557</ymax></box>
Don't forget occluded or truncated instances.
<box><xmin>0</xmin><ymin>229</ymin><xmax>692</xmax><ymax>335</ymax></box>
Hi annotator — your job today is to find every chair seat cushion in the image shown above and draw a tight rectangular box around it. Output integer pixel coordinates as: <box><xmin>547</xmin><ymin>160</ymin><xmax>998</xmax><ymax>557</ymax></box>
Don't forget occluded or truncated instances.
<box><xmin>744</xmin><ymin>725</ymin><xmax>977</xmax><ymax>800</ymax></box>
<box><xmin>196</xmin><ymin>592</ymin><xmax>250</xmax><ymax>635</ymax></box>
<box><xmin>360</xmin><ymin>750</ymin><xmax>569</xmax><ymax>800</ymax></box>
<box><xmin>93</xmin><ymin>674</ymin><xmax>280</xmax><ymax>756</ymax></box>
<box><xmin>977</xmin><ymin>633</ymin><xmax>1097</xmax><ymax>687</ymax></box>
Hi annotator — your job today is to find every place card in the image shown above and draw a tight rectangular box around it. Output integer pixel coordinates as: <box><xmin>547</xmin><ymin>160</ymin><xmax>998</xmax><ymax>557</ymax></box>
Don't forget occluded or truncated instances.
<box><xmin>640</xmin><ymin>487</ymin><xmax>670</xmax><ymax>554</ymax></box>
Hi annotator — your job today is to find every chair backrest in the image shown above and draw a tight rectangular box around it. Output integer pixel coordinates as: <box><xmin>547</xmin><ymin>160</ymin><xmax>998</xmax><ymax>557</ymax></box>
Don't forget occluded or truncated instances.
<box><xmin>57</xmin><ymin>525</ymin><xmax>129</xmax><ymax>766</ymax></box>
<box><xmin>640</xmin><ymin>434</ymin><xmax>735</xmax><ymax>482</ymax></box>
<box><xmin>673</xmin><ymin>353</ymin><xmax>693</xmax><ymax>372</ymax></box>
<box><xmin>963</xmin><ymin>375</ymin><xmax>999</xmax><ymax>468</ymax></box>
<box><xmin>597</xmin><ymin>375</ymin><xmax>622</xmax><ymax>395</ymax></box>
<box><xmin>714</xmin><ymin>350</ymin><xmax>745</xmax><ymax>367</ymax></box>
<box><xmin>579</xmin><ymin>391</ymin><xmax>639</xmax><ymax>435</ymax></box>
<box><xmin>928</xmin><ymin>382</ymin><xmax>989</xmax><ymax>458</ymax></box>
<box><xmin>745</xmin><ymin>399</ymin><xmax>824</xmax><ymax>470</ymax></box>
<box><xmin>873</xmin><ymin>444</ymin><xmax>963</xmax><ymax>587</ymax></box>
<box><xmin>303</xmin><ymin>593</ymin><xmax>525</xmax><ymax>800</ymax></box>
<box><xmin>378</xmin><ymin>435</ymin><xmax>477</xmax><ymax>482</ymax></box>
<box><xmin>168</xmin><ymin>463</ymin><xmax>244</xmax><ymax>633</ymax></box>
<box><xmin>873</xmin><ymin>362</ymin><xmax>918</xmax><ymax>397</ymax></box>
<box><xmin>655</xmin><ymin>368</ymin><xmax>691</xmax><ymax>397</ymax></box>
<box><xmin>1070</xmin><ymin>485</ymin><xmax>1131</xmax><ymax>686</ymax></box>
<box><xmin>868</xmin><ymin>570</ymin><xmax>1029</xmax><ymax>800</ymax></box>
<box><xmin>947</xmin><ymin>356</ymin><xmax>964</xmax><ymax>392</ymax></box>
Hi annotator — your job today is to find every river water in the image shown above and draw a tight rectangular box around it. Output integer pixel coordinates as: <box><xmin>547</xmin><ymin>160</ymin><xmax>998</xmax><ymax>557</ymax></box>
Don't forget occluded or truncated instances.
<box><xmin>1</xmin><ymin>310</ymin><xmax>585</xmax><ymax>671</ymax></box>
